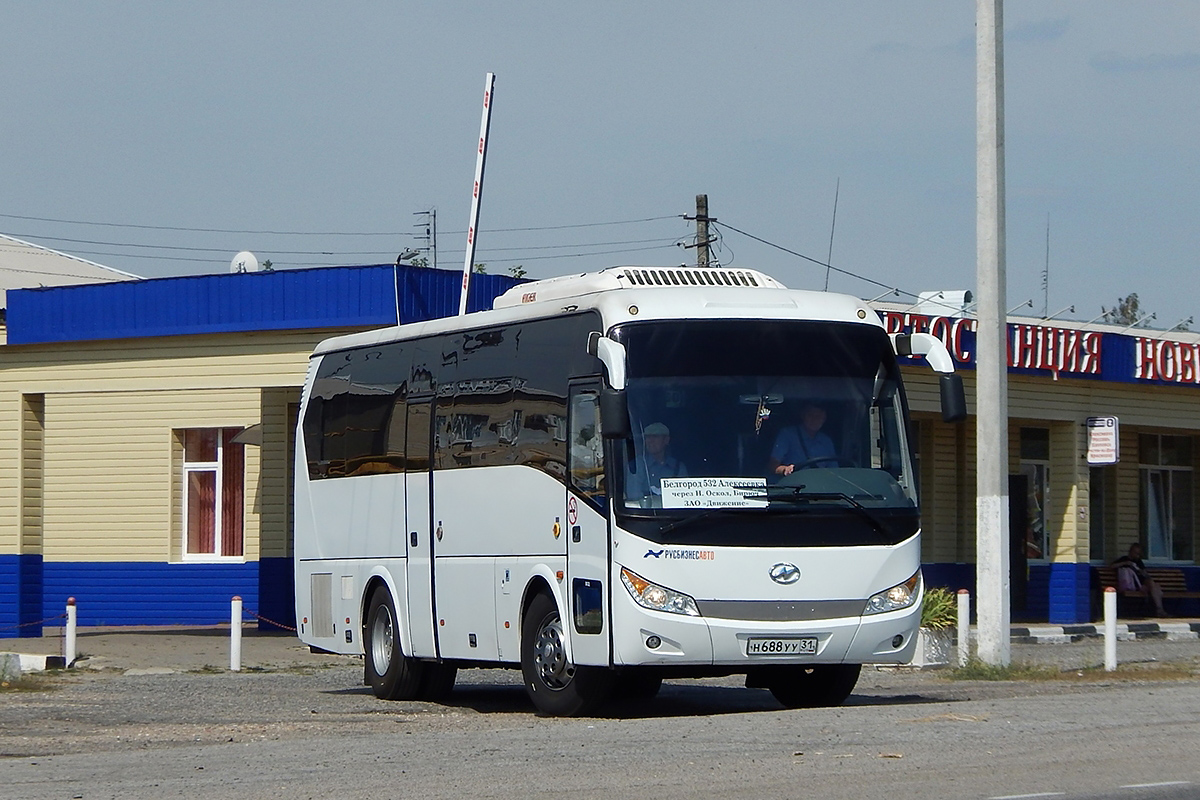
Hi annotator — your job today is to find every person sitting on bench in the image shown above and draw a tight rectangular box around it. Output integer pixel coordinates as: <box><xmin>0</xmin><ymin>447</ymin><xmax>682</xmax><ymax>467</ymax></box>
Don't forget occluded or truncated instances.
<box><xmin>1112</xmin><ymin>543</ymin><xmax>1168</xmax><ymax>617</ymax></box>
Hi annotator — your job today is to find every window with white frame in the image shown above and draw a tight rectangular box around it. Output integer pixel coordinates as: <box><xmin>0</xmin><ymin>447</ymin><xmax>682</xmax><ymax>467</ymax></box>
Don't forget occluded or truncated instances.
<box><xmin>181</xmin><ymin>428</ymin><xmax>245</xmax><ymax>559</ymax></box>
<box><xmin>1019</xmin><ymin>427</ymin><xmax>1050</xmax><ymax>561</ymax></box>
<box><xmin>1139</xmin><ymin>434</ymin><xmax>1193</xmax><ymax>562</ymax></box>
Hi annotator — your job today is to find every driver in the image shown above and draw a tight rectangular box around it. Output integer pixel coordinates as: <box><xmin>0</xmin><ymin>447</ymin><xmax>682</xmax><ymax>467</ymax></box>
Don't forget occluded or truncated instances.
<box><xmin>769</xmin><ymin>403</ymin><xmax>837</xmax><ymax>476</ymax></box>
<box><xmin>625</xmin><ymin>422</ymin><xmax>688</xmax><ymax>501</ymax></box>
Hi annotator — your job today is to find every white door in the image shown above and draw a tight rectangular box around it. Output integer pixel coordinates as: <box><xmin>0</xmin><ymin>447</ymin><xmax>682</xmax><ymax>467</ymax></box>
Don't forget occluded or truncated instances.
<box><xmin>404</xmin><ymin>400</ymin><xmax>438</xmax><ymax>658</ymax></box>
<box><xmin>565</xmin><ymin>383</ymin><xmax>611</xmax><ymax>667</ymax></box>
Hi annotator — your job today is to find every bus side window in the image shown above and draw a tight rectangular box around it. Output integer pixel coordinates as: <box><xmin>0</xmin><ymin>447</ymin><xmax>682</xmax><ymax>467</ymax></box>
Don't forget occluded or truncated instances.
<box><xmin>568</xmin><ymin>389</ymin><xmax>606</xmax><ymax>506</ymax></box>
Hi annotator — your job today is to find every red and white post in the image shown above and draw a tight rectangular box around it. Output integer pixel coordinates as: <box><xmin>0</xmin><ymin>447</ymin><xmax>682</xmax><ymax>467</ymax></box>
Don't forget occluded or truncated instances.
<box><xmin>459</xmin><ymin>72</ymin><xmax>495</xmax><ymax>317</ymax></box>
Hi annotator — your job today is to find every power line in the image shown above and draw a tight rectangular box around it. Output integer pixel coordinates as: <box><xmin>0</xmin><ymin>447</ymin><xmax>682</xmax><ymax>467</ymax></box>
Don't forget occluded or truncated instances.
<box><xmin>8</xmin><ymin>231</ymin><xmax>683</xmax><ymax>256</ymax></box>
<box><xmin>64</xmin><ymin>241</ymin><xmax>685</xmax><ymax>268</ymax></box>
<box><xmin>714</xmin><ymin>219</ymin><xmax>918</xmax><ymax>299</ymax></box>
<box><xmin>0</xmin><ymin>210</ymin><xmax>680</xmax><ymax>237</ymax></box>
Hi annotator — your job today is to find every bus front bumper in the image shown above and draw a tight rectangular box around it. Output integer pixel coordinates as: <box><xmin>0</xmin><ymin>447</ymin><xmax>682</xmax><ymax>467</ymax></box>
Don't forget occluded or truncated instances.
<box><xmin>610</xmin><ymin>591</ymin><xmax>921</xmax><ymax>667</ymax></box>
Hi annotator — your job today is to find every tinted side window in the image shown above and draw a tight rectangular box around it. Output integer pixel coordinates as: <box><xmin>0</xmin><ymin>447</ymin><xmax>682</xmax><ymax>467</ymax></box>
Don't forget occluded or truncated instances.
<box><xmin>433</xmin><ymin>314</ymin><xmax>601</xmax><ymax>482</ymax></box>
<box><xmin>305</xmin><ymin>312</ymin><xmax>601</xmax><ymax>482</ymax></box>
<box><xmin>304</xmin><ymin>344</ymin><xmax>408</xmax><ymax>478</ymax></box>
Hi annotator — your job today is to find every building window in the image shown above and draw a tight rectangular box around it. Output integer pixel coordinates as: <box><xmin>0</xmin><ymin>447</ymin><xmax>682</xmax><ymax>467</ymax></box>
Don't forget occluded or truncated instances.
<box><xmin>1139</xmin><ymin>434</ymin><xmax>1193</xmax><ymax>562</ymax></box>
<box><xmin>181</xmin><ymin>428</ymin><xmax>245</xmax><ymax>560</ymax></box>
<box><xmin>1019</xmin><ymin>428</ymin><xmax>1050</xmax><ymax>560</ymax></box>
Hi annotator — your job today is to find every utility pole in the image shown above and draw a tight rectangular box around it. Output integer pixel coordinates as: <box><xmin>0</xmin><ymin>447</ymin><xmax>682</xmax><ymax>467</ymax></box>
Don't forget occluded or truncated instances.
<box><xmin>414</xmin><ymin>209</ymin><xmax>437</xmax><ymax>269</ymax></box>
<box><xmin>975</xmin><ymin>0</ymin><xmax>1010</xmax><ymax>666</ymax></box>
<box><xmin>696</xmin><ymin>194</ymin><xmax>711</xmax><ymax>267</ymax></box>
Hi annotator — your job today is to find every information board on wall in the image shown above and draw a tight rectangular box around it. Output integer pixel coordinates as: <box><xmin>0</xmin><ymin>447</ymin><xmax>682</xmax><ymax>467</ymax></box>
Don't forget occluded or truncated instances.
<box><xmin>1085</xmin><ymin>416</ymin><xmax>1119</xmax><ymax>465</ymax></box>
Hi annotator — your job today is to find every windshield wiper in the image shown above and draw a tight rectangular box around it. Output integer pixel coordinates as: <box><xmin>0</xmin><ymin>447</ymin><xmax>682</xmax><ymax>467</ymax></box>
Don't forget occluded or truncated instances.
<box><xmin>746</xmin><ymin>486</ymin><xmax>891</xmax><ymax>537</ymax></box>
<box><xmin>658</xmin><ymin>508</ymin><xmax>760</xmax><ymax>537</ymax></box>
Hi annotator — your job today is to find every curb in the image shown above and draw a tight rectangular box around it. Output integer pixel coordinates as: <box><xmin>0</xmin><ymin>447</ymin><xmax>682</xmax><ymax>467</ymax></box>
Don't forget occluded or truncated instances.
<box><xmin>1009</xmin><ymin>621</ymin><xmax>1200</xmax><ymax>644</ymax></box>
<box><xmin>0</xmin><ymin>652</ymin><xmax>69</xmax><ymax>678</ymax></box>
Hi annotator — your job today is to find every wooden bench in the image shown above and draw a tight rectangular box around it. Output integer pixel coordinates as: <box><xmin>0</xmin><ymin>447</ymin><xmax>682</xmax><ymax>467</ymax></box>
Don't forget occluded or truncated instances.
<box><xmin>1095</xmin><ymin>566</ymin><xmax>1200</xmax><ymax>616</ymax></box>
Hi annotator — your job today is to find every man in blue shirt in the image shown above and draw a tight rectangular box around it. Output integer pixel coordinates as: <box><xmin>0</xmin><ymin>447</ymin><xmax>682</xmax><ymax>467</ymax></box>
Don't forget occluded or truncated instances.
<box><xmin>769</xmin><ymin>404</ymin><xmax>837</xmax><ymax>477</ymax></box>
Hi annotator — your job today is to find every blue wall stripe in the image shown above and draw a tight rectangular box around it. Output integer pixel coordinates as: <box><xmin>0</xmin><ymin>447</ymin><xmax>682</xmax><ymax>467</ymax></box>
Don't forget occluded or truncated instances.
<box><xmin>42</xmin><ymin>562</ymin><xmax>260</xmax><ymax>627</ymax></box>
<box><xmin>0</xmin><ymin>555</ymin><xmax>45</xmax><ymax>639</ymax></box>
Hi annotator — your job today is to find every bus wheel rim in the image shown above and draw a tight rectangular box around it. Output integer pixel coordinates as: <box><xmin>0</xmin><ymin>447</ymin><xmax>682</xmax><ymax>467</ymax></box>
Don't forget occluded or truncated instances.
<box><xmin>534</xmin><ymin>615</ymin><xmax>572</xmax><ymax>689</ymax></box>
<box><xmin>371</xmin><ymin>606</ymin><xmax>394</xmax><ymax>674</ymax></box>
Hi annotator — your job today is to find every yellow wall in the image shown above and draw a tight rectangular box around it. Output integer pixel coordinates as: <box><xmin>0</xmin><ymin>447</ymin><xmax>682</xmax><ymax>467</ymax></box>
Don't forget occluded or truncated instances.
<box><xmin>902</xmin><ymin>366</ymin><xmax>1200</xmax><ymax>567</ymax></box>
<box><xmin>0</xmin><ymin>330</ymin><xmax>345</xmax><ymax>558</ymax></box>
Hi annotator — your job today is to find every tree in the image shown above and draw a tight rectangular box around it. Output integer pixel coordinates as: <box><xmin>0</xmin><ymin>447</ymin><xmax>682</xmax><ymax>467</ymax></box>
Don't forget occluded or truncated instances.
<box><xmin>1100</xmin><ymin>293</ymin><xmax>1150</xmax><ymax>327</ymax></box>
<box><xmin>473</xmin><ymin>263</ymin><xmax>487</xmax><ymax>274</ymax></box>
<box><xmin>508</xmin><ymin>265</ymin><xmax>527</xmax><ymax>279</ymax></box>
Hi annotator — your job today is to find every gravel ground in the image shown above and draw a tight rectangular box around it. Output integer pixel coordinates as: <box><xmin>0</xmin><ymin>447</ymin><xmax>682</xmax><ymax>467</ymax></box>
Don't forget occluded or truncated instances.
<box><xmin>2</xmin><ymin>633</ymin><xmax>1199</xmax><ymax>800</ymax></box>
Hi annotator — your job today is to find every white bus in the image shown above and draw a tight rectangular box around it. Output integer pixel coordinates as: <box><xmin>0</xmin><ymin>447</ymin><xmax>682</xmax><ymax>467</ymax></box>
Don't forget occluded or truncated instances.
<box><xmin>294</xmin><ymin>266</ymin><xmax>965</xmax><ymax>715</ymax></box>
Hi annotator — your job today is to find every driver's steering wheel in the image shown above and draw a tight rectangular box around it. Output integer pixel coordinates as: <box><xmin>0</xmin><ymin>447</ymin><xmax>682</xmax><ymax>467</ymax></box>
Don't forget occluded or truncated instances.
<box><xmin>793</xmin><ymin>456</ymin><xmax>839</xmax><ymax>470</ymax></box>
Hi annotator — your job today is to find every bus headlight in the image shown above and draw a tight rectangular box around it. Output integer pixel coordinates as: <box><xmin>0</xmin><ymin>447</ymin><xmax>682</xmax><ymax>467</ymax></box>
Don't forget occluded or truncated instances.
<box><xmin>864</xmin><ymin>570</ymin><xmax>922</xmax><ymax>615</ymax></box>
<box><xmin>621</xmin><ymin>568</ymin><xmax>701</xmax><ymax>617</ymax></box>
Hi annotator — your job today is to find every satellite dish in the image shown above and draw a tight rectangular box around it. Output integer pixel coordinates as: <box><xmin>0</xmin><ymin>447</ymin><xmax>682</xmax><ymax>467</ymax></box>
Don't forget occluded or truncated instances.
<box><xmin>231</xmin><ymin>251</ymin><xmax>259</xmax><ymax>273</ymax></box>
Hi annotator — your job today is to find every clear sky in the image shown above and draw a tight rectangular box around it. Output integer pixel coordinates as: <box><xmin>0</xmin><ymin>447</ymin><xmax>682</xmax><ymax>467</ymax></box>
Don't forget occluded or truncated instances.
<box><xmin>2</xmin><ymin>2</ymin><xmax>1196</xmax><ymax>328</ymax></box>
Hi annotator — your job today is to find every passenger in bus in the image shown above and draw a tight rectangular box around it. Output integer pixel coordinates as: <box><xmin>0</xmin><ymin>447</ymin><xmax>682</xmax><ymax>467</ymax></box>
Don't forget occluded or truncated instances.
<box><xmin>625</xmin><ymin>422</ymin><xmax>688</xmax><ymax>503</ymax></box>
<box><xmin>769</xmin><ymin>403</ymin><xmax>838</xmax><ymax>476</ymax></box>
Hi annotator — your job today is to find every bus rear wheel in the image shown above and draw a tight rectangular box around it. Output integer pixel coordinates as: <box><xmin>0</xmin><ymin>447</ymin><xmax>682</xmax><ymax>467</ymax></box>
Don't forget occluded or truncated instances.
<box><xmin>766</xmin><ymin>664</ymin><xmax>861</xmax><ymax>709</ymax></box>
<box><xmin>521</xmin><ymin>592</ymin><xmax>612</xmax><ymax>716</ymax></box>
<box><xmin>364</xmin><ymin>585</ymin><xmax>425</xmax><ymax>701</ymax></box>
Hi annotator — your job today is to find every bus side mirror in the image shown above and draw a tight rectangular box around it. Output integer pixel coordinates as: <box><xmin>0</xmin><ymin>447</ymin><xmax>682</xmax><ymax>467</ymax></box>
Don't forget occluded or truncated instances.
<box><xmin>940</xmin><ymin>374</ymin><xmax>967</xmax><ymax>423</ymax></box>
<box><xmin>587</xmin><ymin>332</ymin><xmax>627</xmax><ymax>390</ymax></box>
<box><xmin>600</xmin><ymin>388</ymin><xmax>631</xmax><ymax>439</ymax></box>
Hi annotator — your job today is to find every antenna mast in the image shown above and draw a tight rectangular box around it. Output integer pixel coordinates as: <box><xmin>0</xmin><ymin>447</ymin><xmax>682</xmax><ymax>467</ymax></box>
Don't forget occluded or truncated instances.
<box><xmin>823</xmin><ymin>177</ymin><xmax>840</xmax><ymax>291</ymax></box>
<box><xmin>459</xmin><ymin>73</ymin><xmax>495</xmax><ymax>316</ymax></box>
<box><xmin>1042</xmin><ymin>213</ymin><xmax>1049</xmax><ymax>318</ymax></box>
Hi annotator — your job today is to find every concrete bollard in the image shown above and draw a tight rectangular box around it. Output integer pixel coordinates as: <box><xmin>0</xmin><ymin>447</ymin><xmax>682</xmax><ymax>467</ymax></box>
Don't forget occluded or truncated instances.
<box><xmin>956</xmin><ymin>589</ymin><xmax>971</xmax><ymax>667</ymax></box>
<box><xmin>1104</xmin><ymin>586</ymin><xmax>1117</xmax><ymax>672</ymax></box>
<box><xmin>230</xmin><ymin>596</ymin><xmax>242</xmax><ymax>672</ymax></box>
<box><xmin>65</xmin><ymin>597</ymin><xmax>77</xmax><ymax>667</ymax></box>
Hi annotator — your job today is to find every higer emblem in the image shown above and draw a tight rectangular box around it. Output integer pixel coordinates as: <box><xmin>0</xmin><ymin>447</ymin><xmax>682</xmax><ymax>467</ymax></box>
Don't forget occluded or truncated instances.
<box><xmin>769</xmin><ymin>563</ymin><xmax>801</xmax><ymax>585</ymax></box>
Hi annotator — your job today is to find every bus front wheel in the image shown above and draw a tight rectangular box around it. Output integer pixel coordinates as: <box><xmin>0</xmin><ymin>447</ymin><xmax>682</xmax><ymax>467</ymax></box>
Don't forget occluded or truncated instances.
<box><xmin>521</xmin><ymin>592</ymin><xmax>612</xmax><ymax>716</ymax></box>
<box><xmin>766</xmin><ymin>664</ymin><xmax>861</xmax><ymax>709</ymax></box>
<box><xmin>364</xmin><ymin>586</ymin><xmax>425</xmax><ymax>701</ymax></box>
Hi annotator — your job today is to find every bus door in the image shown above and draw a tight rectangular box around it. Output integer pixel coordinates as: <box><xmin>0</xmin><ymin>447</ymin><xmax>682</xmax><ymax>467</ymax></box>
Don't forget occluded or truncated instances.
<box><xmin>565</xmin><ymin>382</ymin><xmax>611</xmax><ymax>667</ymax></box>
<box><xmin>404</xmin><ymin>399</ymin><xmax>438</xmax><ymax>658</ymax></box>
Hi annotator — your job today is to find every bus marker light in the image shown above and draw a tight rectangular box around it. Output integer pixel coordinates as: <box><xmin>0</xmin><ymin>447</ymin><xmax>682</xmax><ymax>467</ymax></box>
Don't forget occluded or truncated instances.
<box><xmin>553</xmin><ymin>518</ymin><xmax>561</xmax><ymax>539</ymax></box>
<box><xmin>439</xmin><ymin>619</ymin><xmax>445</xmax><ymax>626</ymax></box>
<box><xmin>505</xmin><ymin>621</ymin><xmax>510</xmax><ymax>628</ymax></box>
<box><xmin>556</xmin><ymin>570</ymin><xmax>564</xmax><ymax>582</ymax></box>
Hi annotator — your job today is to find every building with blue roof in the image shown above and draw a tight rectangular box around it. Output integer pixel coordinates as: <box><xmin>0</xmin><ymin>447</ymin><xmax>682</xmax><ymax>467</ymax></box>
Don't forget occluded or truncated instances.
<box><xmin>0</xmin><ymin>264</ymin><xmax>521</xmax><ymax>637</ymax></box>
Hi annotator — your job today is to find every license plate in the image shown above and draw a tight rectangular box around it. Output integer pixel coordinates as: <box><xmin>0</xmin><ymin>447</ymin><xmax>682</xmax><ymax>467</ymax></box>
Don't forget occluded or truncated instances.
<box><xmin>746</xmin><ymin>637</ymin><xmax>817</xmax><ymax>656</ymax></box>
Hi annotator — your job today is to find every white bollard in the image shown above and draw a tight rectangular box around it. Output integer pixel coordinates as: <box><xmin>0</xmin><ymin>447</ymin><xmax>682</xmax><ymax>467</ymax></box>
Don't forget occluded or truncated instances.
<box><xmin>65</xmin><ymin>597</ymin><xmax>77</xmax><ymax>666</ymax></box>
<box><xmin>956</xmin><ymin>589</ymin><xmax>971</xmax><ymax>667</ymax></box>
<box><xmin>1104</xmin><ymin>586</ymin><xmax>1117</xmax><ymax>672</ymax></box>
<box><xmin>230</xmin><ymin>596</ymin><xmax>243</xmax><ymax>672</ymax></box>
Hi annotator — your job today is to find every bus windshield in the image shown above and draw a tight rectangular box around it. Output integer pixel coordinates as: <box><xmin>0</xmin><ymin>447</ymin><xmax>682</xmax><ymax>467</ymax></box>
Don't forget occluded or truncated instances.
<box><xmin>610</xmin><ymin>318</ymin><xmax>918</xmax><ymax>547</ymax></box>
